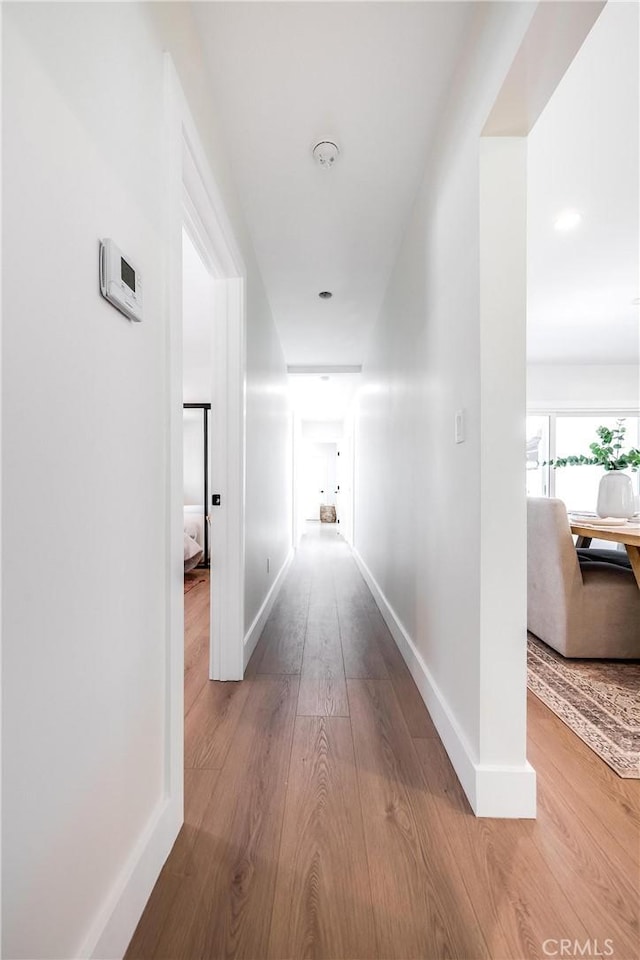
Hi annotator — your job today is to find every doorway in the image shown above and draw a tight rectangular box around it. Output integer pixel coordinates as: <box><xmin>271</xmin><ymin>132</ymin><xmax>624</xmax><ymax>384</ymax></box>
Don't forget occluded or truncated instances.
<box><xmin>182</xmin><ymin>227</ymin><xmax>214</xmax><ymax>713</ymax></box>
<box><xmin>475</xmin><ymin>2</ymin><xmax>606</xmax><ymax>815</ymax></box>
<box><xmin>292</xmin><ymin>421</ymin><xmax>355</xmax><ymax>545</ymax></box>
<box><xmin>164</xmin><ymin>56</ymin><xmax>248</xmax><ymax>828</ymax></box>
<box><xmin>173</xmin><ymin>103</ymin><xmax>246</xmax><ymax>684</ymax></box>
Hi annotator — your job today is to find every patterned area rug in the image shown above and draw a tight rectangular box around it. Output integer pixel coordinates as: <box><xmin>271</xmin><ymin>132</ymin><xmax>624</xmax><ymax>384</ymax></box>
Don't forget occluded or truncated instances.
<box><xmin>527</xmin><ymin>633</ymin><xmax>640</xmax><ymax>778</ymax></box>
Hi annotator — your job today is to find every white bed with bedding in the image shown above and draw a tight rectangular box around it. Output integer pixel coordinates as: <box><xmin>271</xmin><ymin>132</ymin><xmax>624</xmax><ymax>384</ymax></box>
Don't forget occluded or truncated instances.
<box><xmin>183</xmin><ymin>505</ymin><xmax>209</xmax><ymax>571</ymax></box>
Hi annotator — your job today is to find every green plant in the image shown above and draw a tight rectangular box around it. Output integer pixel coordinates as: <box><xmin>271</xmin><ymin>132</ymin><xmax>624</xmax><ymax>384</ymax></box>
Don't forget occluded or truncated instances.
<box><xmin>545</xmin><ymin>420</ymin><xmax>640</xmax><ymax>472</ymax></box>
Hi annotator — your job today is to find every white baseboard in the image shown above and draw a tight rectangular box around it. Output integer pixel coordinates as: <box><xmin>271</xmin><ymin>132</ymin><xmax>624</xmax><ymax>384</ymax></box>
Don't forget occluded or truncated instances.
<box><xmin>244</xmin><ymin>547</ymin><xmax>295</xmax><ymax>669</ymax></box>
<box><xmin>79</xmin><ymin>795</ymin><xmax>182</xmax><ymax>960</ymax></box>
<box><xmin>352</xmin><ymin>547</ymin><xmax>536</xmax><ymax>819</ymax></box>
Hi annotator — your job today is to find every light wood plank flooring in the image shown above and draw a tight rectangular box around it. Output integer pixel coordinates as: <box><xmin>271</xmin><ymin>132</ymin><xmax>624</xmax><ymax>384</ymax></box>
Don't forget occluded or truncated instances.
<box><xmin>127</xmin><ymin>526</ymin><xmax>640</xmax><ymax>960</ymax></box>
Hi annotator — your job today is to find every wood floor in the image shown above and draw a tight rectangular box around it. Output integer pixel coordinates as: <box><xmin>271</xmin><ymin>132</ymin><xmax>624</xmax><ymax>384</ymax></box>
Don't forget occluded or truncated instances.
<box><xmin>127</xmin><ymin>526</ymin><xmax>640</xmax><ymax>960</ymax></box>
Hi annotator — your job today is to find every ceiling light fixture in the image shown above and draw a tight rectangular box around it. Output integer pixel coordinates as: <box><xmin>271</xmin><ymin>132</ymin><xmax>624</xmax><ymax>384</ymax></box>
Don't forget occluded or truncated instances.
<box><xmin>313</xmin><ymin>140</ymin><xmax>340</xmax><ymax>169</ymax></box>
<box><xmin>320</xmin><ymin>375</ymin><xmax>330</xmax><ymax>381</ymax></box>
<box><xmin>554</xmin><ymin>209</ymin><xmax>582</xmax><ymax>232</ymax></box>
<box><xmin>632</xmin><ymin>297</ymin><xmax>640</xmax><ymax>306</ymax></box>
<box><xmin>318</xmin><ymin>291</ymin><xmax>332</xmax><ymax>299</ymax></box>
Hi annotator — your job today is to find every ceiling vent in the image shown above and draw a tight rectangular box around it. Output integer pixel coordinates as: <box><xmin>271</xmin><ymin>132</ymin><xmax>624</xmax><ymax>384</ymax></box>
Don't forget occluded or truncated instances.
<box><xmin>313</xmin><ymin>141</ymin><xmax>340</xmax><ymax>169</ymax></box>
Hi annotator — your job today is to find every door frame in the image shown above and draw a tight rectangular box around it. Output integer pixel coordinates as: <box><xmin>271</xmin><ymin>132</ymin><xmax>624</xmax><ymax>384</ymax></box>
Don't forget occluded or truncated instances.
<box><xmin>164</xmin><ymin>53</ymin><xmax>246</xmax><ymax>808</ymax></box>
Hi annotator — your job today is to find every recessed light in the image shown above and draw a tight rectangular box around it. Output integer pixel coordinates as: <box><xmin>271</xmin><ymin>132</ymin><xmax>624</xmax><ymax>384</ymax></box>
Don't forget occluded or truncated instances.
<box><xmin>554</xmin><ymin>209</ymin><xmax>582</xmax><ymax>232</ymax></box>
<box><xmin>632</xmin><ymin>297</ymin><xmax>640</xmax><ymax>306</ymax></box>
<box><xmin>320</xmin><ymin>375</ymin><xmax>330</xmax><ymax>381</ymax></box>
<box><xmin>318</xmin><ymin>291</ymin><xmax>332</xmax><ymax>299</ymax></box>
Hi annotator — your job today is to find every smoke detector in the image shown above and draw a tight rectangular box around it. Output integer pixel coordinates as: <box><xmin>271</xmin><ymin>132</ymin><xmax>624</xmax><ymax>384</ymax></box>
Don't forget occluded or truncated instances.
<box><xmin>313</xmin><ymin>141</ymin><xmax>340</xmax><ymax>169</ymax></box>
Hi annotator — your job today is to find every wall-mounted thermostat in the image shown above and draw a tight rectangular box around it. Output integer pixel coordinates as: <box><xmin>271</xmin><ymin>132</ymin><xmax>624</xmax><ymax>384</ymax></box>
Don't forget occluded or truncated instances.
<box><xmin>99</xmin><ymin>238</ymin><xmax>143</xmax><ymax>322</ymax></box>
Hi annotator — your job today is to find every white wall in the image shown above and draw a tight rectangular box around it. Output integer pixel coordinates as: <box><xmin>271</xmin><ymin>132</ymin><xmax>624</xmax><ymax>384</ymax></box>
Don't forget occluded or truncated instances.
<box><xmin>528</xmin><ymin>363</ymin><xmax>640</xmax><ymax>410</ymax></box>
<box><xmin>300</xmin><ymin>420</ymin><xmax>344</xmax><ymax>442</ymax></box>
<box><xmin>478</xmin><ymin>137</ymin><xmax>529</xmax><ymax>782</ymax></box>
<box><xmin>2</xmin><ymin>4</ymin><xmax>291</xmax><ymax>957</ymax></box>
<box><xmin>183</xmin><ymin>410</ymin><xmax>206</xmax><ymax>507</ymax></box>
<box><xmin>352</xmin><ymin>3</ymin><xmax>537</xmax><ymax>816</ymax></box>
<box><xmin>3</xmin><ymin>9</ymin><xmax>167</xmax><ymax>957</ymax></box>
<box><xmin>182</xmin><ymin>228</ymin><xmax>213</xmax><ymax>404</ymax></box>
<box><xmin>244</xmin><ymin>293</ymin><xmax>292</xmax><ymax>625</ymax></box>
<box><xmin>0</xmin><ymin>2</ymin><xmax>4</xmax><ymax>950</ymax></box>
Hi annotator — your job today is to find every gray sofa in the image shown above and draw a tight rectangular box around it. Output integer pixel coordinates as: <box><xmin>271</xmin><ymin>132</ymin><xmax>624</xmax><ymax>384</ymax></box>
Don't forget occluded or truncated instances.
<box><xmin>527</xmin><ymin>497</ymin><xmax>640</xmax><ymax>659</ymax></box>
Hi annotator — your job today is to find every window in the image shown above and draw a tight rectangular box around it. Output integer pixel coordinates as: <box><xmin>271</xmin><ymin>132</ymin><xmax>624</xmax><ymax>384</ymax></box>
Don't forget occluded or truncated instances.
<box><xmin>526</xmin><ymin>412</ymin><xmax>640</xmax><ymax>510</ymax></box>
<box><xmin>526</xmin><ymin>415</ymin><xmax>550</xmax><ymax>497</ymax></box>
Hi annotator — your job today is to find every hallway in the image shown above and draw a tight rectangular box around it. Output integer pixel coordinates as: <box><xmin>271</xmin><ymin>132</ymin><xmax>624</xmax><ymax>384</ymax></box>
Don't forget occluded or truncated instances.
<box><xmin>4</xmin><ymin>4</ymin><xmax>640</xmax><ymax>956</ymax></box>
<box><xmin>127</xmin><ymin>526</ymin><xmax>639</xmax><ymax>960</ymax></box>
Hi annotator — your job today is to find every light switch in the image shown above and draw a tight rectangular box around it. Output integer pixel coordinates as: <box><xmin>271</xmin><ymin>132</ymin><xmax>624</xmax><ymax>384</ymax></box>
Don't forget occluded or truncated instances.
<box><xmin>455</xmin><ymin>409</ymin><xmax>465</xmax><ymax>444</ymax></box>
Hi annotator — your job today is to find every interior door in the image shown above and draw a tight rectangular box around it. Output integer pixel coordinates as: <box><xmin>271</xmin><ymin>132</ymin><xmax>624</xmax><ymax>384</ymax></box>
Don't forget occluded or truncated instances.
<box><xmin>335</xmin><ymin>444</ymin><xmax>343</xmax><ymax>528</ymax></box>
<box><xmin>303</xmin><ymin>452</ymin><xmax>329</xmax><ymax>520</ymax></box>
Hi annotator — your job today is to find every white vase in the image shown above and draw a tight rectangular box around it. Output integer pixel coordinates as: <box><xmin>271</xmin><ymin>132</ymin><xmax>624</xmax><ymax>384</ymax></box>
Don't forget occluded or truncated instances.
<box><xmin>596</xmin><ymin>471</ymin><xmax>635</xmax><ymax>518</ymax></box>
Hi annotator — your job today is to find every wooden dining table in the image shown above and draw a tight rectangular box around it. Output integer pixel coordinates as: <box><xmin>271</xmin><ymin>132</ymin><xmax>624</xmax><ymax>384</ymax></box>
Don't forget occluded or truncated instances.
<box><xmin>570</xmin><ymin>518</ymin><xmax>640</xmax><ymax>588</ymax></box>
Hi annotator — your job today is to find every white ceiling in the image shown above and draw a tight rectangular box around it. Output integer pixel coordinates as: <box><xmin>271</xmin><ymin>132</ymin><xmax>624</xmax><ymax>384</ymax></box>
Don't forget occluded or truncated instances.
<box><xmin>193</xmin><ymin>1</ymin><xmax>475</xmax><ymax>366</ymax></box>
<box><xmin>188</xmin><ymin>1</ymin><xmax>639</xmax><ymax>387</ymax></box>
<box><xmin>527</xmin><ymin>1</ymin><xmax>640</xmax><ymax>365</ymax></box>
